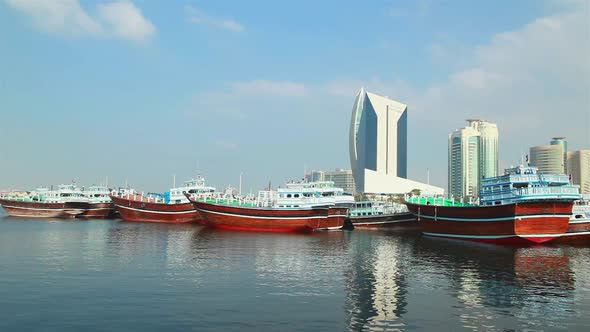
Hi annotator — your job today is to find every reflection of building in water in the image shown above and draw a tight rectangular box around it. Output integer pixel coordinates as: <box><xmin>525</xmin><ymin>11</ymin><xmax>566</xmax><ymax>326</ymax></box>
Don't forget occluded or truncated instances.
<box><xmin>345</xmin><ymin>234</ymin><xmax>408</xmax><ymax>330</ymax></box>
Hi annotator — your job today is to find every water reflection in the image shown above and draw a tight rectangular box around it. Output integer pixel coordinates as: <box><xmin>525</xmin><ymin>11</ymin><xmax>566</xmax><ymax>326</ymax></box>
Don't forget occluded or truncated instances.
<box><xmin>413</xmin><ymin>237</ymin><xmax>577</xmax><ymax>331</ymax></box>
<box><xmin>1</xmin><ymin>217</ymin><xmax>589</xmax><ymax>331</ymax></box>
<box><xmin>345</xmin><ymin>232</ymin><xmax>412</xmax><ymax>331</ymax></box>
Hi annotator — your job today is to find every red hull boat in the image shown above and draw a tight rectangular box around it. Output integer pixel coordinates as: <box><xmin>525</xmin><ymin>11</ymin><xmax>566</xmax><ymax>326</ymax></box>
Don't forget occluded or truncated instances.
<box><xmin>110</xmin><ymin>194</ymin><xmax>201</xmax><ymax>223</ymax></box>
<box><xmin>188</xmin><ymin>199</ymin><xmax>345</xmax><ymax>232</ymax></box>
<box><xmin>0</xmin><ymin>198</ymin><xmax>84</xmax><ymax>218</ymax></box>
<box><xmin>405</xmin><ymin>200</ymin><xmax>573</xmax><ymax>245</ymax></box>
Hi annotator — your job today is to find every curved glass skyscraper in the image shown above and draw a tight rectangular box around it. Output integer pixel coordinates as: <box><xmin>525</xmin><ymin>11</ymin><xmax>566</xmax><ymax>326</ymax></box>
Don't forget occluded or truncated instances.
<box><xmin>349</xmin><ymin>88</ymin><xmax>443</xmax><ymax>194</ymax></box>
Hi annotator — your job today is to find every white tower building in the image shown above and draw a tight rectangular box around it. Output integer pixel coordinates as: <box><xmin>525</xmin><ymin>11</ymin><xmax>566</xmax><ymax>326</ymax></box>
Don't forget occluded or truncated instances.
<box><xmin>448</xmin><ymin>119</ymin><xmax>499</xmax><ymax>199</ymax></box>
<box><xmin>350</xmin><ymin>88</ymin><xmax>443</xmax><ymax>195</ymax></box>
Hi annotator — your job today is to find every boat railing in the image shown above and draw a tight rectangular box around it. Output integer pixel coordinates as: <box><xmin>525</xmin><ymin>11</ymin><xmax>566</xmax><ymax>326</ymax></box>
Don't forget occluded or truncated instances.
<box><xmin>482</xmin><ymin>186</ymin><xmax>580</xmax><ymax>202</ymax></box>
<box><xmin>192</xmin><ymin>195</ymin><xmax>263</xmax><ymax>208</ymax></box>
<box><xmin>515</xmin><ymin>186</ymin><xmax>580</xmax><ymax>197</ymax></box>
<box><xmin>405</xmin><ymin>195</ymin><xmax>476</xmax><ymax>207</ymax></box>
<box><xmin>482</xmin><ymin>174</ymin><xmax>570</xmax><ymax>186</ymax></box>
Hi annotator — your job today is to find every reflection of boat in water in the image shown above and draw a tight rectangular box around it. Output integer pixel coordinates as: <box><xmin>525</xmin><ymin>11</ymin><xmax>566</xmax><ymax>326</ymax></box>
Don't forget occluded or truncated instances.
<box><xmin>405</xmin><ymin>166</ymin><xmax>578</xmax><ymax>245</ymax></box>
<box><xmin>416</xmin><ymin>236</ymin><xmax>574</xmax><ymax>293</ymax></box>
<box><xmin>412</xmin><ymin>236</ymin><xmax>575</xmax><ymax>330</ymax></box>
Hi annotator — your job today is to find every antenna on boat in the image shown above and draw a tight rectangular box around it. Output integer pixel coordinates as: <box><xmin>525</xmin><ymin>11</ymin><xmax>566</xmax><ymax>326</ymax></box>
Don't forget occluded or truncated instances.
<box><xmin>427</xmin><ymin>168</ymin><xmax>430</xmax><ymax>185</ymax></box>
<box><xmin>239</xmin><ymin>172</ymin><xmax>243</xmax><ymax>196</ymax></box>
<box><xmin>173</xmin><ymin>174</ymin><xmax>176</xmax><ymax>188</ymax></box>
<box><xmin>106</xmin><ymin>176</ymin><xmax>109</xmax><ymax>188</ymax></box>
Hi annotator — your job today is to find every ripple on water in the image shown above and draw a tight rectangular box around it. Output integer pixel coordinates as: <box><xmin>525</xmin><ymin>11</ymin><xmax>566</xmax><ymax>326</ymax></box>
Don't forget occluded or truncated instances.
<box><xmin>0</xmin><ymin>218</ymin><xmax>589</xmax><ymax>331</ymax></box>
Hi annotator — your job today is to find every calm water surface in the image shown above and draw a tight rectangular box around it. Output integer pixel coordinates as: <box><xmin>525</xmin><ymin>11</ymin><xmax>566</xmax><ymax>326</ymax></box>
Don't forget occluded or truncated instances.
<box><xmin>1</xmin><ymin>214</ymin><xmax>589</xmax><ymax>331</ymax></box>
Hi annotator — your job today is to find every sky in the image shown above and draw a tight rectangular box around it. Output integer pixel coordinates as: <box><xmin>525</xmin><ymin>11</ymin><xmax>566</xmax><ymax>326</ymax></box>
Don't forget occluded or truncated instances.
<box><xmin>0</xmin><ymin>0</ymin><xmax>589</xmax><ymax>193</ymax></box>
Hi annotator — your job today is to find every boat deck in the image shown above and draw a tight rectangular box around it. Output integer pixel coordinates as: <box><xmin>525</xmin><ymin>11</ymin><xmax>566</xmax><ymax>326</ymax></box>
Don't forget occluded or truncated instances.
<box><xmin>405</xmin><ymin>196</ymin><xmax>476</xmax><ymax>207</ymax></box>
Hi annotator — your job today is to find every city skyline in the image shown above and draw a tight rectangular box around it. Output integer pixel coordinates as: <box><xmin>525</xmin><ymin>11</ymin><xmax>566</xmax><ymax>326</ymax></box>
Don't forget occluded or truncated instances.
<box><xmin>0</xmin><ymin>0</ymin><xmax>588</xmax><ymax>192</ymax></box>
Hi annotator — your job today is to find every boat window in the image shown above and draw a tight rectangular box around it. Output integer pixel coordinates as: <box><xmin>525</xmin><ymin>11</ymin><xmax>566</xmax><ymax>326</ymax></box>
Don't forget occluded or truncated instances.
<box><xmin>294</xmin><ymin>194</ymin><xmax>300</xmax><ymax>198</ymax></box>
<box><xmin>495</xmin><ymin>201</ymin><xmax>501</xmax><ymax>205</ymax></box>
<box><xmin>287</xmin><ymin>194</ymin><xmax>292</xmax><ymax>198</ymax></box>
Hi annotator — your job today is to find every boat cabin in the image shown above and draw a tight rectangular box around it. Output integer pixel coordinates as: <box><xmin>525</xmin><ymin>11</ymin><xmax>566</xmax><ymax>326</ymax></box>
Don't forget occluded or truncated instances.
<box><xmin>479</xmin><ymin>165</ymin><xmax>580</xmax><ymax>206</ymax></box>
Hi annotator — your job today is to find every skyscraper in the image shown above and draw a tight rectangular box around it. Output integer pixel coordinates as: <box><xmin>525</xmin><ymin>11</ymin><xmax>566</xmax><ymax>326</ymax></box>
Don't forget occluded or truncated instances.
<box><xmin>477</xmin><ymin>120</ymin><xmax>499</xmax><ymax>179</ymax></box>
<box><xmin>448</xmin><ymin>119</ymin><xmax>499</xmax><ymax>199</ymax></box>
<box><xmin>530</xmin><ymin>145</ymin><xmax>564</xmax><ymax>174</ymax></box>
<box><xmin>550</xmin><ymin>137</ymin><xmax>568</xmax><ymax>171</ymax></box>
<box><xmin>567</xmin><ymin>150</ymin><xmax>590</xmax><ymax>194</ymax></box>
<box><xmin>350</xmin><ymin>88</ymin><xmax>443</xmax><ymax>194</ymax></box>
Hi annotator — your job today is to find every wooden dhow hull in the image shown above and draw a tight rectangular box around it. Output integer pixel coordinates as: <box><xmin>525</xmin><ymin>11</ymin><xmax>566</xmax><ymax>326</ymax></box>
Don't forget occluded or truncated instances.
<box><xmin>189</xmin><ymin>200</ymin><xmax>344</xmax><ymax>232</ymax></box>
<box><xmin>78</xmin><ymin>202</ymin><xmax>117</xmax><ymax>219</ymax></box>
<box><xmin>110</xmin><ymin>195</ymin><xmax>201</xmax><ymax>223</ymax></box>
<box><xmin>551</xmin><ymin>219</ymin><xmax>590</xmax><ymax>245</ymax></box>
<box><xmin>349</xmin><ymin>212</ymin><xmax>418</xmax><ymax>230</ymax></box>
<box><xmin>0</xmin><ymin>198</ymin><xmax>84</xmax><ymax>218</ymax></box>
<box><xmin>404</xmin><ymin>200</ymin><xmax>573</xmax><ymax>245</ymax></box>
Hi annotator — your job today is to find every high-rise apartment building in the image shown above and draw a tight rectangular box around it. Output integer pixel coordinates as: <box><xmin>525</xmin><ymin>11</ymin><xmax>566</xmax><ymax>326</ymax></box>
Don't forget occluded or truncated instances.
<box><xmin>530</xmin><ymin>144</ymin><xmax>565</xmax><ymax>174</ymax></box>
<box><xmin>567</xmin><ymin>150</ymin><xmax>590</xmax><ymax>194</ymax></box>
<box><xmin>349</xmin><ymin>88</ymin><xmax>443</xmax><ymax>194</ymax></box>
<box><xmin>448</xmin><ymin>119</ymin><xmax>499</xmax><ymax>199</ymax></box>
<box><xmin>550</xmin><ymin>137</ymin><xmax>568</xmax><ymax>171</ymax></box>
<box><xmin>324</xmin><ymin>168</ymin><xmax>356</xmax><ymax>194</ymax></box>
<box><xmin>304</xmin><ymin>168</ymin><xmax>356</xmax><ymax>194</ymax></box>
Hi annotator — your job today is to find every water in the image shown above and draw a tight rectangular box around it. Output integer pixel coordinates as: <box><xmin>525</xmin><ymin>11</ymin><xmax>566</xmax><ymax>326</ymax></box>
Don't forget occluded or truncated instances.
<box><xmin>0</xmin><ymin>215</ymin><xmax>589</xmax><ymax>331</ymax></box>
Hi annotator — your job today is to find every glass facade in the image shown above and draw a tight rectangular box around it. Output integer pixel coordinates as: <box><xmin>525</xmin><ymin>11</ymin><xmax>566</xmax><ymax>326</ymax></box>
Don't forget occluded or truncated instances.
<box><xmin>448</xmin><ymin>120</ymin><xmax>498</xmax><ymax>199</ymax></box>
<box><xmin>349</xmin><ymin>88</ymin><xmax>408</xmax><ymax>193</ymax></box>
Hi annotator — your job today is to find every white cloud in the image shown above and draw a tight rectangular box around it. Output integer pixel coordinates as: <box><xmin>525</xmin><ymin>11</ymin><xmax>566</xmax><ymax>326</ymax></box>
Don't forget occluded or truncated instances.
<box><xmin>398</xmin><ymin>3</ymin><xmax>590</xmax><ymax>186</ymax></box>
<box><xmin>186</xmin><ymin>5</ymin><xmax>244</xmax><ymax>32</ymax></box>
<box><xmin>5</xmin><ymin>0</ymin><xmax>101</xmax><ymax>35</ymax></box>
<box><xmin>97</xmin><ymin>1</ymin><xmax>155</xmax><ymax>43</ymax></box>
<box><xmin>5</xmin><ymin>0</ymin><xmax>155</xmax><ymax>43</ymax></box>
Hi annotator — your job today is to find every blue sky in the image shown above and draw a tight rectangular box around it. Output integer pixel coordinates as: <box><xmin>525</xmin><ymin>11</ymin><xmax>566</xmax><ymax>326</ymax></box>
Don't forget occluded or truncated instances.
<box><xmin>0</xmin><ymin>0</ymin><xmax>588</xmax><ymax>192</ymax></box>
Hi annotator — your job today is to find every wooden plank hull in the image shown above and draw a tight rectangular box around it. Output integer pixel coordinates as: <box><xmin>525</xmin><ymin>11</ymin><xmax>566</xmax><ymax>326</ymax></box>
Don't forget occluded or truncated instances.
<box><xmin>189</xmin><ymin>200</ymin><xmax>343</xmax><ymax>232</ymax></box>
<box><xmin>349</xmin><ymin>212</ymin><xmax>418</xmax><ymax>230</ymax></box>
<box><xmin>110</xmin><ymin>195</ymin><xmax>201</xmax><ymax>223</ymax></box>
<box><xmin>551</xmin><ymin>219</ymin><xmax>590</xmax><ymax>245</ymax></box>
<box><xmin>0</xmin><ymin>198</ymin><xmax>82</xmax><ymax>218</ymax></box>
<box><xmin>111</xmin><ymin>195</ymin><xmax>202</xmax><ymax>223</ymax></box>
<box><xmin>405</xmin><ymin>200</ymin><xmax>573</xmax><ymax>245</ymax></box>
<box><xmin>78</xmin><ymin>202</ymin><xmax>117</xmax><ymax>219</ymax></box>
